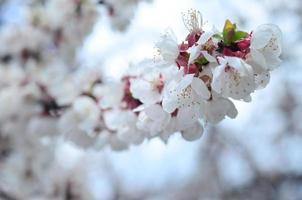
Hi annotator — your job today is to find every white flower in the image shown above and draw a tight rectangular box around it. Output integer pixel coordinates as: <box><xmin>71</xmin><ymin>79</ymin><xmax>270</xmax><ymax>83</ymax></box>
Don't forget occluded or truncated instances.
<box><xmin>136</xmin><ymin>104</ymin><xmax>171</xmax><ymax>137</ymax></box>
<box><xmin>59</xmin><ymin>112</ymin><xmax>98</xmax><ymax>149</ymax></box>
<box><xmin>59</xmin><ymin>96</ymin><xmax>101</xmax><ymax>148</ymax></box>
<box><xmin>104</xmin><ymin>109</ymin><xmax>144</xmax><ymax>145</ymax></box>
<box><xmin>130</xmin><ymin>69</ymin><xmax>164</xmax><ymax>105</ymax></box>
<box><xmin>93</xmin><ymin>83</ymin><xmax>124</xmax><ymax>109</ymax></box>
<box><xmin>162</xmin><ymin>71</ymin><xmax>210</xmax><ymax>113</ymax></box>
<box><xmin>161</xmin><ymin>70</ymin><xmax>210</xmax><ymax>133</ymax></box>
<box><xmin>27</xmin><ymin>117</ymin><xmax>59</xmax><ymax>138</ymax></box>
<box><xmin>48</xmin><ymin>78</ymin><xmax>80</xmax><ymax>105</ymax></box>
<box><xmin>155</xmin><ymin>29</ymin><xmax>179</xmax><ymax>66</ymax></box>
<box><xmin>249</xmin><ymin>24</ymin><xmax>282</xmax><ymax>72</ymax></box>
<box><xmin>188</xmin><ymin>30</ymin><xmax>217</xmax><ymax>64</ymax></box>
<box><xmin>212</xmin><ymin>57</ymin><xmax>255</xmax><ymax>101</ymax></box>
<box><xmin>72</xmin><ymin>96</ymin><xmax>101</xmax><ymax>133</ymax></box>
<box><xmin>0</xmin><ymin>25</ymin><xmax>48</xmax><ymax>62</ymax></box>
<box><xmin>203</xmin><ymin>93</ymin><xmax>238</xmax><ymax>124</ymax></box>
<box><xmin>159</xmin><ymin>117</ymin><xmax>178</xmax><ymax>142</ymax></box>
<box><xmin>181</xmin><ymin>120</ymin><xmax>204</xmax><ymax>141</ymax></box>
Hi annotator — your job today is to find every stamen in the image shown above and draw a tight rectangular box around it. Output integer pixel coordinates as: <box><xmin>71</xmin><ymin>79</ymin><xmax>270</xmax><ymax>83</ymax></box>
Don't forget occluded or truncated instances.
<box><xmin>182</xmin><ymin>9</ymin><xmax>203</xmax><ymax>32</ymax></box>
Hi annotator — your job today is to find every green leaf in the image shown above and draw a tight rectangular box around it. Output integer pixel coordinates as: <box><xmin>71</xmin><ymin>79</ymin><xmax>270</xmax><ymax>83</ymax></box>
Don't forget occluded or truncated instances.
<box><xmin>223</xmin><ymin>19</ymin><xmax>236</xmax><ymax>45</ymax></box>
<box><xmin>234</xmin><ymin>31</ymin><xmax>248</xmax><ymax>41</ymax></box>
<box><xmin>195</xmin><ymin>57</ymin><xmax>209</xmax><ymax>65</ymax></box>
<box><xmin>213</xmin><ymin>33</ymin><xmax>223</xmax><ymax>40</ymax></box>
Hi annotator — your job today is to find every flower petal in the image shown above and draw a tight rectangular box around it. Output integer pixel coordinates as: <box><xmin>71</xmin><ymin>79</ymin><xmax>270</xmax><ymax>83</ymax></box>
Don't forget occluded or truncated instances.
<box><xmin>201</xmin><ymin>50</ymin><xmax>216</xmax><ymax>63</ymax></box>
<box><xmin>191</xmin><ymin>77</ymin><xmax>210</xmax><ymax>100</ymax></box>
<box><xmin>188</xmin><ymin>45</ymin><xmax>201</xmax><ymax>64</ymax></box>
<box><xmin>181</xmin><ymin>121</ymin><xmax>204</xmax><ymax>141</ymax></box>
<box><xmin>251</xmin><ymin>27</ymin><xmax>273</xmax><ymax>49</ymax></box>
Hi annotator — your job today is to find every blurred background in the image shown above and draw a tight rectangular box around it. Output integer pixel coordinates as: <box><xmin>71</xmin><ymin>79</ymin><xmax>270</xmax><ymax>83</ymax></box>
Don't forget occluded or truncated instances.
<box><xmin>0</xmin><ymin>0</ymin><xmax>302</xmax><ymax>199</ymax></box>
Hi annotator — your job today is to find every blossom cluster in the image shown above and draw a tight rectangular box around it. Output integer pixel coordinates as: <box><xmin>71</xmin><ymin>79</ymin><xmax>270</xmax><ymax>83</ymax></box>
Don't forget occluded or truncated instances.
<box><xmin>60</xmin><ymin>10</ymin><xmax>282</xmax><ymax>150</ymax></box>
<box><xmin>0</xmin><ymin>6</ymin><xmax>282</xmax><ymax>153</ymax></box>
<box><xmin>0</xmin><ymin>4</ymin><xmax>283</xmax><ymax>198</ymax></box>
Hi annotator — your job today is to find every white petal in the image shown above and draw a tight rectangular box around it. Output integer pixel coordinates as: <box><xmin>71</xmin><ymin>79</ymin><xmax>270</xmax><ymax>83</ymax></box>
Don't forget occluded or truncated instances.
<box><xmin>255</xmin><ymin>71</ymin><xmax>270</xmax><ymax>89</ymax></box>
<box><xmin>226</xmin><ymin>99</ymin><xmax>238</xmax><ymax>119</ymax></box>
<box><xmin>177</xmin><ymin>105</ymin><xmax>202</xmax><ymax>129</ymax></box>
<box><xmin>243</xmin><ymin>95</ymin><xmax>252</xmax><ymax>102</ymax></box>
<box><xmin>201</xmin><ymin>50</ymin><xmax>216</xmax><ymax>63</ymax></box>
<box><xmin>155</xmin><ymin>29</ymin><xmax>179</xmax><ymax>64</ymax></box>
<box><xmin>226</xmin><ymin>57</ymin><xmax>252</xmax><ymax>76</ymax></box>
<box><xmin>162</xmin><ymin>96</ymin><xmax>178</xmax><ymax>113</ymax></box>
<box><xmin>204</xmin><ymin>96</ymin><xmax>237</xmax><ymax>124</ymax></box>
<box><xmin>176</xmin><ymin>74</ymin><xmax>194</xmax><ymax>92</ymax></box>
<box><xmin>104</xmin><ymin>110</ymin><xmax>123</xmax><ymax>130</ymax></box>
<box><xmin>211</xmin><ymin>64</ymin><xmax>226</xmax><ymax>93</ymax></box>
<box><xmin>133</xmin><ymin>105</ymin><xmax>145</xmax><ymax>112</ymax></box>
<box><xmin>250</xmin><ymin>49</ymin><xmax>267</xmax><ymax>73</ymax></box>
<box><xmin>262</xmin><ymin>53</ymin><xmax>282</xmax><ymax>70</ymax></box>
<box><xmin>181</xmin><ymin>121</ymin><xmax>204</xmax><ymax>141</ymax></box>
<box><xmin>144</xmin><ymin>104</ymin><xmax>166</xmax><ymax>121</ymax></box>
<box><xmin>109</xmin><ymin>137</ymin><xmax>128</xmax><ymax>151</ymax></box>
<box><xmin>191</xmin><ymin>77</ymin><xmax>210</xmax><ymax>99</ymax></box>
<box><xmin>217</xmin><ymin>57</ymin><xmax>227</xmax><ymax>65</ymax></box>
<box><xmin>251</xmin><ymin>26</ymin><xmax>273</xmax><ymax>49</ymax></box>
<box><xmin>197</xmin><ymin>31</ymin><xmax>214</xmax><ymax>45</ymax></box>
<box><xmin>98</xmin><ymin>83</ymin><xmax>124</xmax><ymax>109</ymax></box>
<box><xmin>130</xmin><ymin>78</ymin><xmax>161</xmax><ymax>105</ymax></box>
<box><xmin>251</xmin><ymin>24</ymin><xmax>282</xmax><ymax>63</ymax></box>
<box><xmin>227</xmin><ymin>76</ymin><xmax>255</xmax><ymax>100</ymax></box>
<box><xmin>188</xmin><ymin>45</ymin><xmax>201</xmax><ymax>64</ymax></box>
<box><xmin>162</xmin><ymin>80</ymin><xmax>179</xmax><ymax>113</ymax></box>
